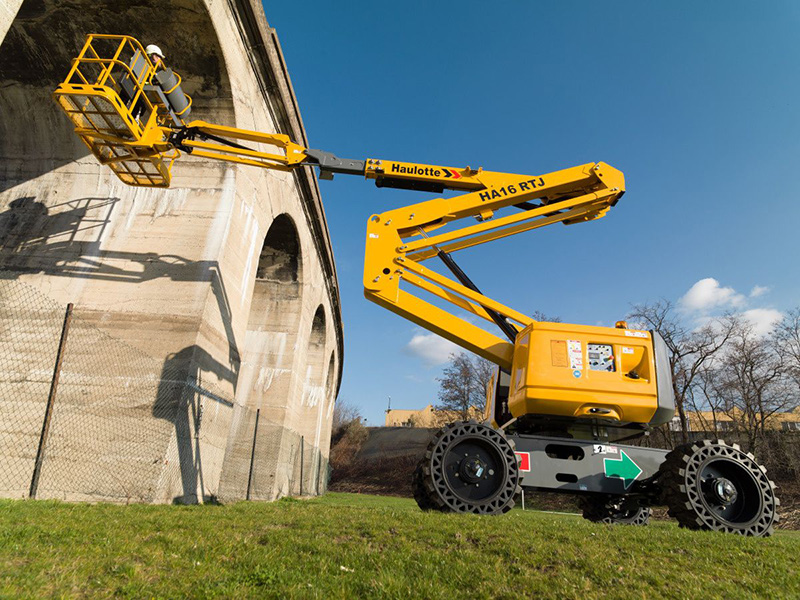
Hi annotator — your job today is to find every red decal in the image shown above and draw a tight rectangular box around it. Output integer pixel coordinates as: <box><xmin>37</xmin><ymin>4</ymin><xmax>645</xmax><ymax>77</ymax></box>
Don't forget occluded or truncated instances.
<box><xmin>515</xmin><ymin>451</ymin><xmax>530</xmax><ymax>472</ymax></box>
<box><xmin>451</xmin><ymin>169</ymin><xmax>462</xmax><ymax>179</ymax></box>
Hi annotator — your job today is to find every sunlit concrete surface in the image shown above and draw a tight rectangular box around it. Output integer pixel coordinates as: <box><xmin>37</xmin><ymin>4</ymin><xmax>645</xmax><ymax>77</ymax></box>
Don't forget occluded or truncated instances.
<box><xmin>0</xmin><ymin>0</ymin><xmax>341</xmax><ymax>503</ymax></box>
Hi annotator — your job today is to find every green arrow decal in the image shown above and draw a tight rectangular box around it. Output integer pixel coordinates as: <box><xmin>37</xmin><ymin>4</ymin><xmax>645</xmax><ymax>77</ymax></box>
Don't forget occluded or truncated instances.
<box><xmin>603</xmin><ymin>450</ymin><xmax>642</xmax><ymax>490</ymax></box>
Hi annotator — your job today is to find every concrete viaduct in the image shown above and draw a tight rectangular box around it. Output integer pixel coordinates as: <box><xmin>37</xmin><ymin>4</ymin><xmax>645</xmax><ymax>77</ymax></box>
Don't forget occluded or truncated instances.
<box><xmin>0</xmin><ymin>0</ymin><xmax>343</xmax><ymax>503</ymax></box>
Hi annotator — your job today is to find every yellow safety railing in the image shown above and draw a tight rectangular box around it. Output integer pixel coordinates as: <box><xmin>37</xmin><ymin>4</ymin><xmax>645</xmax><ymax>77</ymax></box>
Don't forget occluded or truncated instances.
<box><xmin>53</xmin><ymin>35</ymin><xmax>190</xmax><ymax>187</ymax></box>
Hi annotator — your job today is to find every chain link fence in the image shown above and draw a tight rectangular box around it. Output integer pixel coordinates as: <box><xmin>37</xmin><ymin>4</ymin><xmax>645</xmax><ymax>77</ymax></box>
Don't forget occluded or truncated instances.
<box><xmin>0</xmin><ymin>277</ymin><xmax>328</xmax><ymax>503</ymax></box>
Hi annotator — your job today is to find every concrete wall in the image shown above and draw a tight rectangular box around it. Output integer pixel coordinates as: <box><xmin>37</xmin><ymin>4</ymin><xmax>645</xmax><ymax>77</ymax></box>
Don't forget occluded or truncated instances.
<box><xmin>0</xmin><ymin>0</ymin><xmax>342</xmax><ymax>502</ymax></box>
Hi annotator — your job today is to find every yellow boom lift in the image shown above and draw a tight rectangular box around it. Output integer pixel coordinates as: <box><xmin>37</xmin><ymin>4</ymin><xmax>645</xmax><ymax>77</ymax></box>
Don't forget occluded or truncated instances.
<box><xmin>53</xmin><ymin>35</ymin><xmax>779</xmax><ymax>535</ymax></box>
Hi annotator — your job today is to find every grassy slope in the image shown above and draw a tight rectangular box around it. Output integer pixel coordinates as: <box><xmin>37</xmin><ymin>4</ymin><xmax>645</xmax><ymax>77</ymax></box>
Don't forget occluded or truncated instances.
<box><xmin>0</xmin><ymin>493</ymin><xmax>797</xmax><ymax>599</ymax></box>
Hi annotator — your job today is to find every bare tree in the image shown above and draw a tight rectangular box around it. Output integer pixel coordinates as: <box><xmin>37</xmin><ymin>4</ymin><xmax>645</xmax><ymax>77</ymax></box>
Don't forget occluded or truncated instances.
<box><xmin>332</xmin><ymin>398</ymin><xmax>363</xmax><ymax>433</ymax></box>
<box><xmin>531</xmin><ymin>310</ymin><xmax>562</xmax><ymax>323</ymax></box>
<box><xmin>712</xmin><ymin>318</ymin><xmax>793</xmax><ymax>450</ymax></box>
<box><xmin>774</xmin><ymin>308</ymin><xmax>800</xmax><ymax>392</ymax></box>
<box><xmin>436</xmin><ymin>352</ymin><xmax>493</xmax><ymax>420</ymax></box>
<box><xmin>627</xmin><ymin>300</ymin><xmax>735</xmax><ymax>443</ymax></box>
<box><xmin>692</xmin><ymin>361</ymin><xmax>728</xmax><ymax>433</ymax></box>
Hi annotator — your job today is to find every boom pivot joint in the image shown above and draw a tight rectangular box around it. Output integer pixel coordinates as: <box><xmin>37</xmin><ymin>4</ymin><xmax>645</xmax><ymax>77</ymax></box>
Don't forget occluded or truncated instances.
<box><xmin>303</xmin><ymin>148</ymin><xmax>366</xmax><ymax>179</ymax></box>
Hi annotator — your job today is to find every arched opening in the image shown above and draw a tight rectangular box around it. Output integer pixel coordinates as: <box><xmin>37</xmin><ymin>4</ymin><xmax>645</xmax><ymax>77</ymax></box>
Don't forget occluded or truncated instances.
<box><xmin>323</xmin><ymin>351</ymin><xmax>338</xmax><ymax>443</ymax></box>
<box><xmin>300</xmin><ymin>305</ymin><xmax>328</xmax><ymax>494</ymax></box>
<box><xmin>255</xmin><ymin>214</ymin><xmax>302</xmax><ymax>283</ymax></box>
<box><xmin>219</xmin><ymin>214</ymin><xmax>304</xmax><ymax>501</ymax></box>
<box><xmin>237</xmin><ymin>214</ymin><xmax>303</xmax><ymax>412</ymax></box>
<box><xmin>325</xmin><ymin>352</ymin><xmax>336</xmax><ymax>402</ymax></box>
<box><xmin>316</xmin><ymin>351</ymin><xmax>338</xmax><ymax>492</ymax></box>
<box><xmin>304</xmin><ymin>305</ymin><xmax>327</xmax><ymax>407</ymax></box>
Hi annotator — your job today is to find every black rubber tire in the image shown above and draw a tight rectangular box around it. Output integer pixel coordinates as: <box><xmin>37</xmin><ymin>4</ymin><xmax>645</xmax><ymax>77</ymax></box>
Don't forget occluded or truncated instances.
<box><xmin>413</xmin><ymin>420</ymin><xmax>520</xmax><ymax>515</ymax></box>
<box><xmin>580</xmin><ymin>495</ymin><xmax>651</xmax><ymax>525</ymax></box>
<box><xmin>658</xmin><ymin>439</ymin><xmax>780</xmax><ymax>536</ymax></box>
<box><xmin>411</xmin><ymin>461</ymin><xmax>439</xmax><ymax>511</ymax></box>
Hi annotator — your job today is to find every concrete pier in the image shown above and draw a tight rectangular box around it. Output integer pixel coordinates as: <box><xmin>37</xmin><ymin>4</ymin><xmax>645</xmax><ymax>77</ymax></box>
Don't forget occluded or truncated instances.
<box><xmin>0</xmin><ymin>0</ymin><xmax>341</xmax><ymax>502</ymax></box>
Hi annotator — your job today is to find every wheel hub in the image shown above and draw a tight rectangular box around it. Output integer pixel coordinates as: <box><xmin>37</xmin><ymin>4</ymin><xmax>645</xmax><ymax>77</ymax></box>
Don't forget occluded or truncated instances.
<box><xmin>459</xmin><ymin>457</ymin><xmax>487</xmax><ymax>483</ymax></box>
<box><xmin>709</xmin><ymin>477</ymin><xmax>738</xmax><ymax>505</ymax></box>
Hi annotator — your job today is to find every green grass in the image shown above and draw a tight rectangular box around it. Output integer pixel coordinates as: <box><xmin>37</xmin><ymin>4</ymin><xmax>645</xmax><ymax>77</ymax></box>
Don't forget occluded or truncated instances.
<box><xmin>0</xmin><ymin>493</ymin><xmax>797</xmax><ymax>599</ymax></box>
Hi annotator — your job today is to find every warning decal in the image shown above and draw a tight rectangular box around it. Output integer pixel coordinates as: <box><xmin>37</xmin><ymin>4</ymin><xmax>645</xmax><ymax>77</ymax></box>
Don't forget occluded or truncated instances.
<box><xmin>515</xmin><ymin>452</ymin><xmax>531</xmax><ymax>472</ymax></box>
<box><xmin>624</xmin><ymin>330</ymin><xmax>648</xmax><ymax>338</ymax></box>
<box><xmin>567</xmin><ymin>340</ymin><xmax>583</xmax><ymax>370</ymax></box>
<box><xmin>551</xmin><ymin>340</ymin><xmax>568</xmax><ymax>367</ymax></box>
<box><xmin>592</xmin><ymin>444</ymin><xmax>619</xmax><ymax>455</ymax></box>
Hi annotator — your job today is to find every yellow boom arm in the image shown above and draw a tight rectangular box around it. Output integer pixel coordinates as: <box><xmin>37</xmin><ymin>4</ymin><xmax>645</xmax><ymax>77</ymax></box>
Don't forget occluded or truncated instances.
<box><xmin>54</xmin><ymin>34</ymin><xmax>625</xmax><ymax>370</ymax></box>
<box><xmin>361</xmin><ymin>160</ymin><xmax>623</xmax><ymax>370</ymax></box>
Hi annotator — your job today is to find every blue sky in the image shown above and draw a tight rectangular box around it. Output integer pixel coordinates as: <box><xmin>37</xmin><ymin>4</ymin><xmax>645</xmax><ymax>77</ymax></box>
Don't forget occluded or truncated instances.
<box><xmin>264</xmin><ymin>1</ymin><xmax>800</xmax><ymax>424</ymax></box>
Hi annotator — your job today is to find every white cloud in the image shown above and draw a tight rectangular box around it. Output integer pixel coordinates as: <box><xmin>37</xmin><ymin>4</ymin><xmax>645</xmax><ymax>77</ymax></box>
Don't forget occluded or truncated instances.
<box><xmin>678</xmin><ymin>278</ymin><xmax>783</xmax><ymax>336</ymax></box>
<box><xmin>404</xmin><ymin>332</ymin><xmax>460</xmax><ymax>367</ymax></box>
<box><xmin>741</xmin><ymin>308</ymin><xmax>783</xmax><ymax>337</ymax></box>
<box><xmin>680</xmin><ymin>278</ymin><xmax>746</xmax><ymax>312</ymax></box>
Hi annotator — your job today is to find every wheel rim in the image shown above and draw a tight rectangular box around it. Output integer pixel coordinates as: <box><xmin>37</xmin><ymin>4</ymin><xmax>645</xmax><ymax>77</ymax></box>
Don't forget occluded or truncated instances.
<box><xmin>426</xmin><ymin>421</ymin><xmax>519</xmax><ymax>514</ymax></box>
<box><xmin>604</xmin><ymin>498</ymin><xmax>650</xmax><ymax>524</ymax></box>
<box><xmin>608</xmin><ymin>502</ymin><xmax>642</xmax><ymax>522</ymax></box>
<box><xmin>678</xmin><ymin>441</ymin><xmax>778</xmax><ymax>535</ymax></box>
<box><xmin>581</xmin><ymin>495</ymin><xmax>650</xmax><ymax>525</ymax></box>
<box><xmin>444</xmin><ymin>436</ymin><xmax>505</xmax><ymax>503</ymax></box>
<box><xmin>697</xmin><ymin>458</ymin><xmax>761</xmax><ymax>526</ymax></box>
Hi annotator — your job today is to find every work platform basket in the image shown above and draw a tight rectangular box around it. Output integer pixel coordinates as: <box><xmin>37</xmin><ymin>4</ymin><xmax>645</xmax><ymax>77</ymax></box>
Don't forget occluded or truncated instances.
<box><xmin>53</xmin><ymin>35</ymin><xmax>191</xmax><ymax>187</ymax></box>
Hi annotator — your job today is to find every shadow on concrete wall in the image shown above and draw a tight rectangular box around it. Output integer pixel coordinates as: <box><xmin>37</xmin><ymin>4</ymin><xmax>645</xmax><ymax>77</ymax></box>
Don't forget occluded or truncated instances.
<box><xmin>0</xmin><ymin>196</ymin><xmax>242</xmax><ymax>502</ymax></box>
<box><xmin>155</xmin><ymin>345</ymin><xmax>236</xmax><ymax>504</ymax></box>
<box><xmin>0</xmin><ymin>196</ymin><xmax>240</xmax><ymax>368</ymax></box>
<box><xmin>0</xmin><ymin>196</ymin><xmax>109</xmax><ymax>251</ymax></box>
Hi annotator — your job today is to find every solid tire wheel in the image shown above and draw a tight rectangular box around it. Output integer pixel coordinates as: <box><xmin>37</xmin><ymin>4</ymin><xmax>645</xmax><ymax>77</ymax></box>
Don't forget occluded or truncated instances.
<box><xmin>580</xmin><ymin>495</ymin><xmax>651</xmax><ymax>526</ymax></box>
<box><xmin>413</xmin><ymin>420</ymin><xmax>520</xmax><ymax>515</ymax></box>
<box><xmin>411</xmin><ymin>461</ymin><xmax>439</xmax><ymax>511</ymax></box>
<box><xmin>658</xmin><ymin>439</ymin><xmax>779</xmax><ymax>536</ymax></box>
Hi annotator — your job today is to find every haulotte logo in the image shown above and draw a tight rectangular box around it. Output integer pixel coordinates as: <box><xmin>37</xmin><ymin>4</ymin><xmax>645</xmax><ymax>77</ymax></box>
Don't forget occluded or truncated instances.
<box><xmin>390</xmin><ymin>163</ymin><xmax>461</xmax><ymax>179</ymax></box>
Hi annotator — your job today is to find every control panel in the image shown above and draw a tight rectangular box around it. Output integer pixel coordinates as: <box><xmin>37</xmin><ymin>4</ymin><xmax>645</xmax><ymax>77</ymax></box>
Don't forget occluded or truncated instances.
<box><xmin>588</xmin><ymin>343</ymin><xmax>615</xmax><ymax>372</ymax></box>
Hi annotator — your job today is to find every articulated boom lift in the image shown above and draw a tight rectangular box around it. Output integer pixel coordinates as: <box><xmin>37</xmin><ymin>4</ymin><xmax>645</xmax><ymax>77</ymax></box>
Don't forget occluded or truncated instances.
<box><xmin>53</xmin><ymin>35</ymin><xmax>779</xmax><ymax>535</ymax></box>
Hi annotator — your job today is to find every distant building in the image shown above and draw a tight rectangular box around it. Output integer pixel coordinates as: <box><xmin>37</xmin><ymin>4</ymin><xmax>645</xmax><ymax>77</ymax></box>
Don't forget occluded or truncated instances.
<box><xmin>386</xmin><ymin>405</ymin><xmax>800</xmax><ymax>432</ymax></box>
<box><xmin>678</xmin><ymin>407</ymin><xmax>800</xmax><ymax>433</ymax></box>
<box><xmin>385</xmin><ymin>404</ymin><xmax>483</xmax><ymax>428</ymax></box>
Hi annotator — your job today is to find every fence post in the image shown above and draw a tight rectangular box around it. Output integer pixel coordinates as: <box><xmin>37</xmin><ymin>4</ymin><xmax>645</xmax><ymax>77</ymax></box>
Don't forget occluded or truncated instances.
<box><xmin>299</xmin><ymin>436</ymin><xmax>304</xmax><ymax>496</ymax></box>
<box><xmin>246</xmin><ymin>408</ymin><xmax>260</xmax><ymax>501</ymax></box>
<box><xmin>29</xmin><ymin>303</ymin><xmax>73</xmax><ymax>499</ymax></box>
<box><xmin>315</xmin><ymin>450</ymin><xmax>320</xmax><ymax>496</ymax></box>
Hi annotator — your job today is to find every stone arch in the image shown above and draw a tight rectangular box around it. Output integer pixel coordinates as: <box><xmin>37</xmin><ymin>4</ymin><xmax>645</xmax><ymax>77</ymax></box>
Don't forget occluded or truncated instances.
<box><xmin>325</xmin><ymin>352</ymin><xmax>336</xmax><ymax>401</ymax></box>
<box><xmin>305</xmin><ymin>305</ymin><xmax>327</xmax><ymax>403</ymax></box>
<box><xmin>237</xmin><ymin>214</ymin><xmax>303</xmax><ymax>412</ymax></box>
<box><xmin>303</xmin><ymin>305</ymin><xmax>328</xmax><ymax>493</ymax></box>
